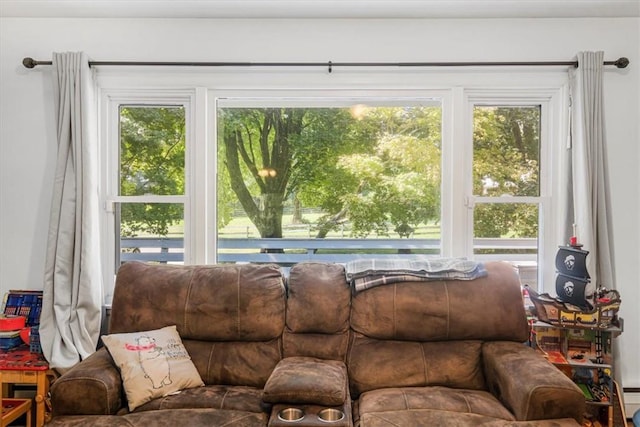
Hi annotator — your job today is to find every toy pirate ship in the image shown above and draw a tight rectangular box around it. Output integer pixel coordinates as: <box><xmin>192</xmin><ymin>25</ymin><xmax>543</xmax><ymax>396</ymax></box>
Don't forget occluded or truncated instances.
<box><xmin>528</xmin><ymin>233</ymin><xmax>620</xmax><ymax>329</ymax></box>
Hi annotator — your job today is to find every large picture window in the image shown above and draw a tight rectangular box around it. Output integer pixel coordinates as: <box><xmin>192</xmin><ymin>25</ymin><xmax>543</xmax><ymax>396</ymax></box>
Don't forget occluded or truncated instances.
<box><xmin>100</xmin><ymin>85</ymin><xmax>561</xmax><ymax>297</ymax></box>
<box><xmin>216</xmin><ymin>100</ymin><xmax>443</xmax><ymax>265</ymax></box>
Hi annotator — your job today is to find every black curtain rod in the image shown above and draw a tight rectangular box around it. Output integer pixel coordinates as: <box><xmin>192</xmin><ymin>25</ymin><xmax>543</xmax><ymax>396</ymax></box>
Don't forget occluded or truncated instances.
<box><xmin>22</xmin><ymin>56</ymin><xmax>630</xmax><ymax>71</ymax></box>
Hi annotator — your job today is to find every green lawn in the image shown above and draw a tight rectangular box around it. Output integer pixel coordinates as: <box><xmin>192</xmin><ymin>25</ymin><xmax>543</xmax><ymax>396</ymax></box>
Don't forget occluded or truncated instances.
<box><xmin>218</xmin><ymin>213</ymin><xmax>441</xmax><ymax>239</ymax></box>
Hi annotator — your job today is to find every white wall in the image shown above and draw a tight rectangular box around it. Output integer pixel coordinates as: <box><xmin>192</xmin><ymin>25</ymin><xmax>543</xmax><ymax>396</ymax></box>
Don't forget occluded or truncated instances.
<box><xmin>1</xmin><ymin>17</ymin><xmax>638</xmax><ymax>389</ymax></box>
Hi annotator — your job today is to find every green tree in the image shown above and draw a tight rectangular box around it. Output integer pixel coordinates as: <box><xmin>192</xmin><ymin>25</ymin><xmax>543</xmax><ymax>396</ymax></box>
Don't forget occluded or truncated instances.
<box><xmin>335</xmin><ymin>107</ymin><xmax>441</xmax><ymax>237</ymax></box>
<box><xmin>473</xmin><ymin>106</ymin><xmax>540</xmax><ymax>238</ymax></box>
<box><xmin>118</xmin><ymin>103</ymin><xmax>539</xmax><ymax>244</ymax></box>
<box><xmin>218</xmin><ymin>105</ymin><xmax>443</xmax><ymax>239</ymax></box>
<box><xmin>119</xmin><ymin>106</ymin><xmax>185</xmax><ymax>237</ymax></box>
<box><xmin>219</xmin><ymin>108</ymin><xmax>304</xmax><ymax>239</ymax></box>
<box><xmin>291</xmin><ymin>108</ymin><xmax>378</xmax><ymax>237</ymax></box>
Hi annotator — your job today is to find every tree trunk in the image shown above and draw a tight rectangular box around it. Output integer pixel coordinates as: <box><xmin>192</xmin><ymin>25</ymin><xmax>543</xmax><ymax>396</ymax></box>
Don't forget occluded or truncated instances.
<box><xmin>256</xmin><ymin>192</ymin><xmax>284</xmax><ymax>238</ymax></box>
<box><xmin>222</xmin><ymin>108</ymin><xmax>304</xmax><ymax>240</ymax></box>
<box><xmin>291</xmin><ymin>195</ymin><xmax>303</xmax><ymax>224</ymax></box>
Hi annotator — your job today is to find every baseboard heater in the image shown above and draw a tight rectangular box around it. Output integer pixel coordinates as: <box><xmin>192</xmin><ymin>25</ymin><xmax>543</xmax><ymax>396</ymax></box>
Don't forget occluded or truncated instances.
<box><xmin>624</xmin><ymin>388</ymin><xmax>640</xmax><ymax>418</ymax></box>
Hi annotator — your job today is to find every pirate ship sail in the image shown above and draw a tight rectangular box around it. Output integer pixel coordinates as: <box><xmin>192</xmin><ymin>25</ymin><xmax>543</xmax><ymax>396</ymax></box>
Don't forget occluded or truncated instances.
<box><xmin>555</xmin><ymin>245</ymin><xmax>591</xmax><ymax>310</ymax></box>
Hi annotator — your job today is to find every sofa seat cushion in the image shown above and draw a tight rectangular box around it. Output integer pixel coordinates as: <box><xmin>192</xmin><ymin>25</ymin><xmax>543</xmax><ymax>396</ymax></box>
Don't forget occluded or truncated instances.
<box><xmin>358</xmin><ymin>410</ymin><xmax>580</xmax><ymax>427</ymax></box>
<box><xmin>45</xmin><ymin>408</ymin><xmax>268</xmax><ymax>427</ymax></box>
<box><xmin>358</xmin><ymin>386</ymin><xmax>516</xmax><ymax>421</ymax></box>
<box><xmin>132</xmin><ymin>385</ymin><xmax>267</xmax><ymax>413</ymax></box>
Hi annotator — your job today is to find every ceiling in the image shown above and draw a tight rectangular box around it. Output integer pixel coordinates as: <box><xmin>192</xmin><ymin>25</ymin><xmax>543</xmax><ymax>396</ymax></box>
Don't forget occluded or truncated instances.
<box><xmin>1</xmin><ymin>0</ymin><xmax>639</xmax><ymax>19</ymax></box>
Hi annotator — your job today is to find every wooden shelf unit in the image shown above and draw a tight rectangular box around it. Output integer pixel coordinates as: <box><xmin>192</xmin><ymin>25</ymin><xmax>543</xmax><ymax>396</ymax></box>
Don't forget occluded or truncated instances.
<box><xmin>530</xmin><ymin>320</ymin><xmax>622</xmax><ymax>427</ymax></box>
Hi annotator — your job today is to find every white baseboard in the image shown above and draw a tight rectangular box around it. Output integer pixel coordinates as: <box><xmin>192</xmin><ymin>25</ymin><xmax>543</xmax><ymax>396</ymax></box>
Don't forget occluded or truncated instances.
<box><xmin>624</xmin><ymin>391</ymin><xmax>640</xmax><ymax>419</ymax></box>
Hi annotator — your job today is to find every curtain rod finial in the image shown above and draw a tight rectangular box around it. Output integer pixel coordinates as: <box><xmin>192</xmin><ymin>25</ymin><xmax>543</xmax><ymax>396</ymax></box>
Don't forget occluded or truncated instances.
<box><xmin>22</xmin><ymin>57</ymin><xmax>37</xmax><ymax>69</ymax></box>
<box><xmin>614</xmin><ymin>57</ymin><xmax>629</xmax><ymax>69</ymax></box>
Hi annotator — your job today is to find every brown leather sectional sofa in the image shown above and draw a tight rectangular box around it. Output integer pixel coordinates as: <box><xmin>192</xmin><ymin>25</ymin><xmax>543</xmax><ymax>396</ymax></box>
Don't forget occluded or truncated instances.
<box><xmin>47</xmin><ymin>261</ymin><xmax>585</xmax><ymax>426</ymax></box>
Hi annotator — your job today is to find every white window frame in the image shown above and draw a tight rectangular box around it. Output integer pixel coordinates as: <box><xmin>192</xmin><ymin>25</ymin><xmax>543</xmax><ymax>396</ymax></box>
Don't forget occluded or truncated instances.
<box><xmin>99</xmin><ymin>89</ymin><xmax>197</xmax><ymax>303</ymax></box>
<box><xmin>96</xmin><ymin>70</ymin><xmax>568</xmax><ymax>302</ymax></box>
<box><xmin>210</xmin><ymin>89</ymin><xmax>453</xmax><ymax>262</ymax></box>
<box><xmin>462</xmin><ymin>88</ymin><xmax>566</xmax><ymax>292</ymax></box>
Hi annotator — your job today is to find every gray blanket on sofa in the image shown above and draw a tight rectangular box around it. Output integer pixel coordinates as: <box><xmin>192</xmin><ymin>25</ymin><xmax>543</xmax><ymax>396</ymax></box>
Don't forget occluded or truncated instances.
<box><xmin>345</xmin><ymin>258</ymin><xmax>487</xmax><ymax>292</ymax></box>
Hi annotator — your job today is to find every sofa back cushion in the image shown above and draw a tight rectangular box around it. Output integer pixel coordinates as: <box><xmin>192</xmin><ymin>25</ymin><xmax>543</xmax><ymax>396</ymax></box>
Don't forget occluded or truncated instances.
<box><xmin>183</xmin><ymin>339</ymin><xmax>281</xmax><ymax>388</ymax></box>
<box><xmin>348</xmin><ymin>335</ymin><xmax>485</xmax><ymax>397</ymax></box>
<box><xmin>350</xmin><ymin>261</ymin><xmax>528</xmax><ymax>342</ymax></box>
<box><xmin>109</xmin><ymin>262</ymin><xmax>286</xmax><ymax>386</ymax></box>
<box><xmin>111</xmin><ymin>262</ymin><xmax>285</xmax><ymax>339</ymax></box>
<box><xmin>283</xmin><ymin>262</ymin><xmax>351</xmax><ymax>361</ymax></box>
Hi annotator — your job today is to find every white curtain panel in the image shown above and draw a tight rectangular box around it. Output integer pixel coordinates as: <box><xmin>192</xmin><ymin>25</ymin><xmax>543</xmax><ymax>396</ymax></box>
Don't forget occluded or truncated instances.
<box><xmin>40</xmin><ymin>52</ymin><xmax>103</xmax><ymax>370</ymax></box>
<box><xmin>567</xmin><ymin>51</ymin><xmax>616</xmax><ymax>294</ymax></box>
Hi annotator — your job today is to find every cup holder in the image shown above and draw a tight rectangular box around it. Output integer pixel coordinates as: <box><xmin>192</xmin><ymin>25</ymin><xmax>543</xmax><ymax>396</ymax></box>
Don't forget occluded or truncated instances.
<box><xmin>277</xmin><ymin>407</ymin><xmax>304</xmax><ymax>422</ymax></box>
<box><xmin>317</xmin><ymin>408</ymin><xmax>345</xmax><ymax>423</ymax></box>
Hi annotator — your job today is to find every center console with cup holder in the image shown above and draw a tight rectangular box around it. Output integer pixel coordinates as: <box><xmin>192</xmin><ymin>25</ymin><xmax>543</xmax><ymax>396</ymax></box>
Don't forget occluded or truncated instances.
<box><xmin>262</xmin><ymin>357</ymin><xmax>352</xmax><ymax>427</ymax></box>
<box><xmin>270</xmin><ymin>404</ymin><xmax>348</xmax><ymax>426</ymax></box>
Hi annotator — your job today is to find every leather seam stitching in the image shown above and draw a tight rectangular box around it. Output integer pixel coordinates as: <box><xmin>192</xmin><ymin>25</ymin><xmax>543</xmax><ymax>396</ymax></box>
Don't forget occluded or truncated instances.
<box><xmin>444</xmin><ymin>282</ymin><xmax>450</xmax><ymax>339</ymax></box>
<box><xmin>183</xmin><ymin>267</ymin><xmax>196</xmax><ymax>334</ymax></box>
<box><xmin>419</xmin><ymin>343</ymin><xmax>428</xmax><ymax>385</ymax></box>
<box><xmin>236</xmin><ymin>268</ymin><xmax>241</xmax><ymax>336</ymax></box>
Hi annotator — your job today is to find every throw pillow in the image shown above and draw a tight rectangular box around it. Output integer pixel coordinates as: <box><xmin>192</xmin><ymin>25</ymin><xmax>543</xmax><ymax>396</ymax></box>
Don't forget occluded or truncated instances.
<box><xmin>102</xmin><ymin>325</ymin><xmax>204</xmax><ymax>411</ymax></box>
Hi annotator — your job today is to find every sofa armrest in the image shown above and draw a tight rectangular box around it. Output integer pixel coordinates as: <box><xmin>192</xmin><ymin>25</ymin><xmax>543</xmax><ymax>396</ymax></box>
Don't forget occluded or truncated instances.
<box><xmin>50</xmin><ymin>347</ymin><xmax>124</xmax><ymax>416</ymax></box>
<box><xmin>483</xmin><ymin>341</ymin><xmax>585</xmax><ymax>422</ymax></box>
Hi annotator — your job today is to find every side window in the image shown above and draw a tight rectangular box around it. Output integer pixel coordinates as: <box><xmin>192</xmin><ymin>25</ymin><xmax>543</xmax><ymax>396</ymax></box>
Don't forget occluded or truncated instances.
<box><xmin>111</xmin><ymin>104</ymin><xmax>188</xmax><ymax>268</ymax></box>
<box><xmin>470</xmin><ymin>103</ymin><xmax>544</xmax><ymax>286</ymax></box>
